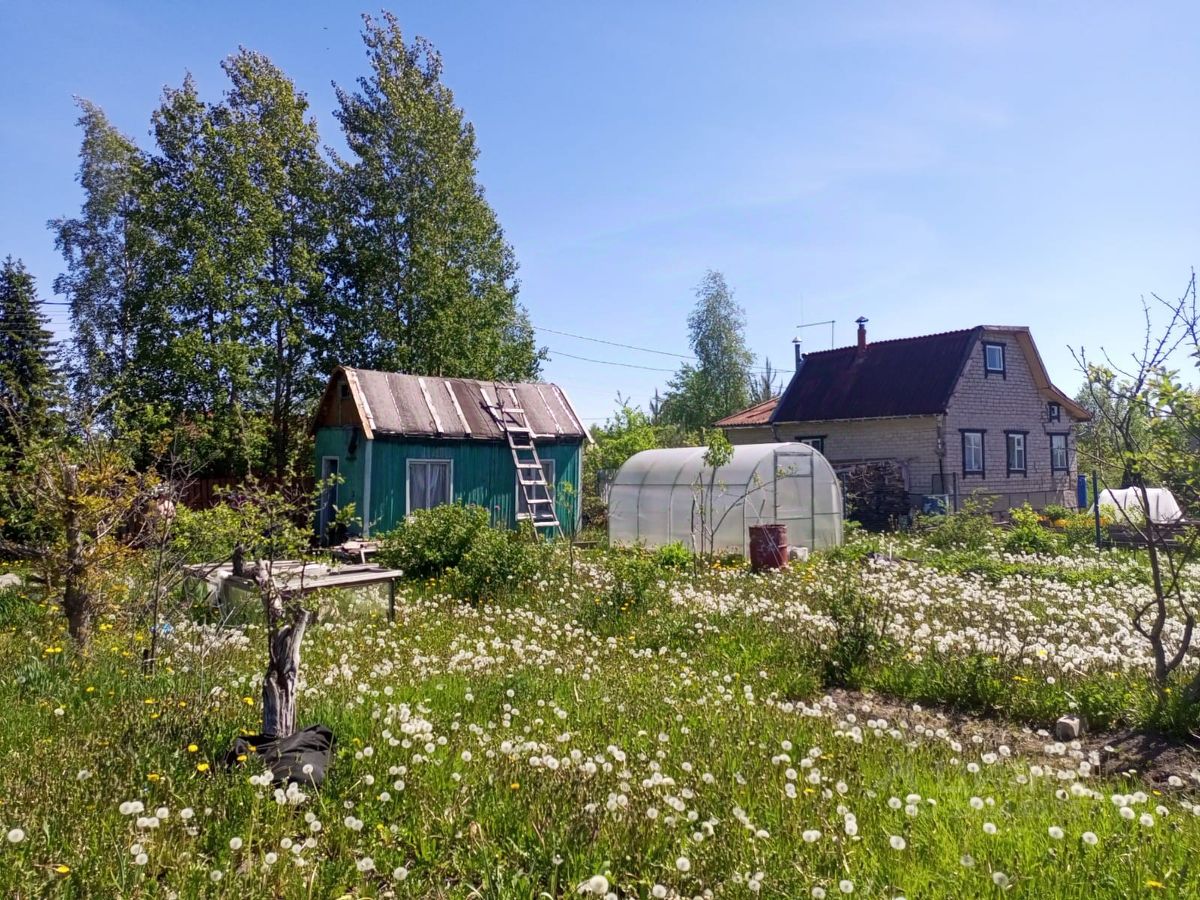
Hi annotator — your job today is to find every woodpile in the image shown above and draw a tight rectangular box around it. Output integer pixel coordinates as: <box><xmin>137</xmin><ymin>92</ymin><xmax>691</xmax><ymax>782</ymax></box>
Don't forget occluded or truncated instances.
<box><xmin>836</xmin><ymin>460</ymin><xmax>910</xmax><ymax>531</ymax></box>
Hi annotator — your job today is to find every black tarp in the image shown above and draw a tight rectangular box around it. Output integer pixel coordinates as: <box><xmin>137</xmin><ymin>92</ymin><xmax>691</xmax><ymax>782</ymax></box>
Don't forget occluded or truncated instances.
<box><xmin>224</xmin><ymin>724</ymin><xmax>334</xmax><ymax>787</ymax></box>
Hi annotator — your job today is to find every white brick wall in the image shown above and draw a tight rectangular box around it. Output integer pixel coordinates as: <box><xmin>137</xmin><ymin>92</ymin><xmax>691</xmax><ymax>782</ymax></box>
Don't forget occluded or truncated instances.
<box><xmin>944</xmin><ymin>330</ymin><xmax>1078</xmax><ymax>510</ymax></box>
<box><xmin>723</xmin><ymin>329</ymin><xmax>1083</xmax><ymax>512</ymax></box>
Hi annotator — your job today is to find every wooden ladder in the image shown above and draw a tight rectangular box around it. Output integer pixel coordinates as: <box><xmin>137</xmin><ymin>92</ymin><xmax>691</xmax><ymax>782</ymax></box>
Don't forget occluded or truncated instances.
<box><xmin>488</xmin><ymin>385</ymin><xmax>562</xmax><ymax>539</ymax></box>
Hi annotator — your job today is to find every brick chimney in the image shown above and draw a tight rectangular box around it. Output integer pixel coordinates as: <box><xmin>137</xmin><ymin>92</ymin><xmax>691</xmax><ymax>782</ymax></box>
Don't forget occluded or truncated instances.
<box><xmin>856</xmin><ymin>316</ymin><xmax>869</xmax><ymax>351</ymax></box>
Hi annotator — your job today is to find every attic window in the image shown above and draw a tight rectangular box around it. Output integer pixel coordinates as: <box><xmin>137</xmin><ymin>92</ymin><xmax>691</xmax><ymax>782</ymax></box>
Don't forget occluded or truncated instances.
<box><xmin>339</xmin><ymin>383</ymin><xmax>350</xmax><ymax>400</ymax></box>
<box><xmin>983</xmin><ymin>342</ymin><xmax>1006</xmax><ymax>377</ymax></box>
<box><xmin>1048</xmin><ymin>401</ymin><xmax>1061</xmax><ymax>422</ymax></box>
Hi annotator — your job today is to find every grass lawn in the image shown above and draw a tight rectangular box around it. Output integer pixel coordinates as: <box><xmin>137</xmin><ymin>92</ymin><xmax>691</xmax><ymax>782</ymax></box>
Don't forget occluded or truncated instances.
<box><xmin>1</xmin><ymin>536</ymin><xmax>1199</xmax><ymax>898</ymax></box>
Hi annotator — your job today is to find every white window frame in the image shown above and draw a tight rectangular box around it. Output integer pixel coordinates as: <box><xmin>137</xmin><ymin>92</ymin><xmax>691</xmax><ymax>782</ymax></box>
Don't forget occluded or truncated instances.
<box><xmin>1050</xmin><ymin>433</ymin><xmax>1069</xmax><ymax>472</ymax></box>
<box><xmin>516</xmin><ymin>458</ymin><xmax>555</xmax><ymax>519</ymax></box>
<box><xmin>797</xmin><ymin>436</ymin><xmax>825</xmax><ymax>454</ymax></box>
<box><xmin>1047</xmin><ymin>402</ymin><xmax>1061</xmax><ymax>422</ymax></box>
<box><xmin>962</xmin><ymin>430</ymin><xmax>984</xmax><ymax>475</ymax></box>
<box><xmin>406</xmin><ymin>459</ymin><xmax>453</xmax><ymax>515</ymax></box>
<box><xmin>983</xmin><ymin>342</ymin><xmax>1006</xmax><ymax>376</ymax></box>
<box><xmin>1006</xmin><ymin>432</ymin><xmax>1027</xmax><ymax>475</ymax></box>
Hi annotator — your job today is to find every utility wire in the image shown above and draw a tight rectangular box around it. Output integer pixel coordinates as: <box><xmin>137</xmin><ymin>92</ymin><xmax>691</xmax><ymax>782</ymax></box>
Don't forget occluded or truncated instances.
<box><xmin>536</xmin><ymin>325</ymin><xmax>693</xmax><ymax>360</ymax></box>
<box><xmin>545</xmin><ymin>348</ymin><xmax>679</xmax><ymax>373</ymax></box>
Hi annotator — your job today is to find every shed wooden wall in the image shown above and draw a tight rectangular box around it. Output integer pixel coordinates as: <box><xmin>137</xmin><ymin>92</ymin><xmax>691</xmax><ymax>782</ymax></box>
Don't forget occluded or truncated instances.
<box><xmin>313</xmin><ymin>428</ymin><xmax>582</xmax><ymax>536</ymax></box>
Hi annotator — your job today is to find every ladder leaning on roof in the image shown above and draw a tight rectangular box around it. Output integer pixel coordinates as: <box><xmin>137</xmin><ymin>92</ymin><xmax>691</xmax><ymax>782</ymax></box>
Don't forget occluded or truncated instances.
<box><xmin>486</xmin><ymin>385</ymin><xmax>562</xmax><ymax>539</ymax></box>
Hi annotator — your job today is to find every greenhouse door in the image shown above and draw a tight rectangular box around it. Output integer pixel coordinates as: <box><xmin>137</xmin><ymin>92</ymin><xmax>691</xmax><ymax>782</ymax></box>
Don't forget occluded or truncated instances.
<box><xmin>773</xmin><ymin>449</ymin><xmax>815</xmax><ymax>546</ymax></box>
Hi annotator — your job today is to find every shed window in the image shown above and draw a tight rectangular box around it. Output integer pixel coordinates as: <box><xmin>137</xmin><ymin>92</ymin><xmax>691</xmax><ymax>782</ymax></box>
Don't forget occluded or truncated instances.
<box><xmin>1006</xmin><ymin>432</ymin><xmax>1027</xmax><ymax>475</ymax></box>
<box><xmin>797</xmin><ymin>436</ymin><xmax>825</xmax><ymax>454</ymax></box>
<box><xmin>961</xmin><ymin>430</ymin><xmax>985</xmax><ymax>476</ymax></box>
<box><xmin>983</xmin><ymin>342</ymin><xmax>1006</xmax><ymax>377</ymax></box>
<box><xmin>1048</xmin><ymin>402</ymin><xmax>1061</xmax><ymax>422</ymax></box>
<box><xmin>407</xmin><ymin>459</ymin><xmax>452</xmax><ymax>513</ymax></box>
<box><xmin>517</xmin><ymin>459</ymin><xmax>555</xmax><ymax>520</ymax></box>
<box><xmin>1050</xmin><ymin>433</ymin><xmax>1069</xmax><ymax>472</ymax></box>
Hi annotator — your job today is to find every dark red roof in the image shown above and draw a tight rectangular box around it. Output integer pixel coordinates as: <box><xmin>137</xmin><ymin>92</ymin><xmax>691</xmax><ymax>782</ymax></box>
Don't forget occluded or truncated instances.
<box><xmin>771</xmin><ymin>327</ymin><xmax>982</xmax><ymax>423</ymax></box>
<box><xmin>714</xmin><ymin>396</ymin><xmax>778</xmax><ymax>427</ymax></box>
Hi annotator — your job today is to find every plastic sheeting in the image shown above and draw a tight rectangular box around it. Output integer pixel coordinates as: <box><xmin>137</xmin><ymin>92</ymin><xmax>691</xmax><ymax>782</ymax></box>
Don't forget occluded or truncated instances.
<box><xmin>608</xmin><ymin>442</ymin><xmax>843</xmax><ymax>554</ymax></box>
<box><xmin>1092</xmin><ymin>487</ymin><xmax>1184</xmax><ymax>525</ymax></box>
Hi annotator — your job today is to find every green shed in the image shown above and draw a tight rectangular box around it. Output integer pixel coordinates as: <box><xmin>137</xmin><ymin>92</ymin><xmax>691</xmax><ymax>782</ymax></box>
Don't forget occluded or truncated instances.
<box><xmin>312</xmin><ymin>367</ymin><xmax>589</xmax><ymax>539</ymax></box>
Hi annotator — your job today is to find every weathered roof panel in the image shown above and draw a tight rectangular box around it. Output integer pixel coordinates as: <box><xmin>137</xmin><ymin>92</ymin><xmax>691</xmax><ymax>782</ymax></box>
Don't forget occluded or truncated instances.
<box><xmin>714</xmin><ymin>396</ymin><xmax>779</xmax><ymax>427</ymax></box>
<box><xmin>328</xmin><ymin>368</ymin><xmax>588</xmax><ymax>441</ymax></box>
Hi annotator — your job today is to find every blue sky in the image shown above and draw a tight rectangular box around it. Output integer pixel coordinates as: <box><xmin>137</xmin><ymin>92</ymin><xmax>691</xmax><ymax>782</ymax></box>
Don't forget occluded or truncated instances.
<box><xmin>2</xmin><ymin>2</ymin><xmax>1198</xmax><ymax>424</ymax></box>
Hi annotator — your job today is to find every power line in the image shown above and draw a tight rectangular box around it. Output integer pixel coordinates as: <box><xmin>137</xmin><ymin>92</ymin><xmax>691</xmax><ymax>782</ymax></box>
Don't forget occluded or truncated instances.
<box><xmin>546</xmin><ymin>348</ymin><xmax>678</xmax><ymax>373</ymax></box>
<box><xmin>536</xmin><ymin>324</ymin><xmax>783</xmax><ymax>375</ymax></box>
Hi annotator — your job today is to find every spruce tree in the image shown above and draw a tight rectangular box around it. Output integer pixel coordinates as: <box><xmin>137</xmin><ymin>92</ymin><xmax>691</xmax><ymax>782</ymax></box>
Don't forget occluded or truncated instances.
<box><xmin>0</xmin><ymin>257</ymin><xmax>60</xmax><ymax>449</ymax></box>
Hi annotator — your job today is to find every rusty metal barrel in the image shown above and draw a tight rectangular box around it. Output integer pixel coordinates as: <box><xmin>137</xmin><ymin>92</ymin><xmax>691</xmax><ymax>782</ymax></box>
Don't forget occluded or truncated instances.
<box><xmin>748</xmin><ymin>523</ymin><xmax>789</xmax><ymax>570</ymax></box>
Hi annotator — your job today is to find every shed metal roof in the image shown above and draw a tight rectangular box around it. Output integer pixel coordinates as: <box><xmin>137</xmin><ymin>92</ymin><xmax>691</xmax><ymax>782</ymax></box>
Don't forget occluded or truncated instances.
<box><xmin>320</xmin><ymin>367</ymin><xmax>589</xmax><ymax>442</ymax></box>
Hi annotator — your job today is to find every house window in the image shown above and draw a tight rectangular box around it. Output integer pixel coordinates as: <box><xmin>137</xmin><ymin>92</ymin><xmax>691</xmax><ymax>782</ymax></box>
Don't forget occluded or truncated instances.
<box><xmin>1006</xmin><ymin>431</ymin><xmax>1027</xmax><ymax>476</ymax></box>
<box><xmin>517</xmin><ymin>459</ymin><xmax>555</xmax><ymax>519</ymax></box>
<box><xmin>407</xmin><ymin>459</ymin><xmax>452</xmax><ymax>513</ymax></box>
<box><xmin>1048</xmin><ymin>402</ymin><xmax>1061</xmax><ymax>422</ymax></box>
<box><xmin>797</xmin><ymin>436</ymin><xmax>825</xmax><ymax>454</ymax></box>
<box><xmin>339</xmin><ymin>383</ymin><xmax>350</xmax><ymax>400</ymax></box>
<box><xmin>1050</xmin><ymin>433</ymin><xmax>1069</xmax><ymax>472</ymax></box>
<box><xmin>961</xmin><ymin>430</ymin><xmax>985</xmax><ymax>476</ymax></box>
<box><xmin>983</xmin><ymin>342</ymin><xmax>1006</xmax><ymax>377</ymax></box>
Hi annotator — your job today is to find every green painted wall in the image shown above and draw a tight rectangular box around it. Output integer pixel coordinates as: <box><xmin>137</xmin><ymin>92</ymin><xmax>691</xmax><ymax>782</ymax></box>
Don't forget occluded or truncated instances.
<box><xmin>314</xmin><ymin>427</ymin><xmax>367</xmax><ymax>531</ymax></box>
<box><xmin>314</xmin><ymin>428</ymin><xmax>583</xmax><ymax>536</ymax></box>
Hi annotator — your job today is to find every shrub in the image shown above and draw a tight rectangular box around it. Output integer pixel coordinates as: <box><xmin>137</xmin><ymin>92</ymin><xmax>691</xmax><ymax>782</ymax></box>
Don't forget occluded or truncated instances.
<box><xmin>1002</xmin><ymin>502</ymin><xmax>1062</xmax><ymax>555</ymax></box>
<box><xmin>653</xmin><ymin>541</ymin><xmax>693</xmax><ymax>570</ymax></box>
<box><xmin>447</xmin><ymin>525</ymin><xmax>547</xmax><ymax>603</ymax></box>
<box><xmin>820</xmin><ymin>570</ymin><xmax>885</xmax><ymax>688</ymax></box>
<box><xmin>1061</xmin><ymin>511</ymin><xmax>1103</xmax><ymax>549</ymax></box>
<box><xmin>170</xmin><ymin>504</ymin><xmax>244</xmax><ymax>564</ymax></box>
<box><xmin>377</xmin><ymin>503</ymin><xmax>490</xmax><ymax>578</ymax></box>
<box><xmin>580</xmin><ymin>550</ymin><xmax>663</xmax><ymax>633</ymax></box>
<box><xmin>924</xmin><ymin>495</ymin><xmax>996</xmax><ymax>551</ymax></box>
<box><xmin>1042</xmin><ymin>504</ymin><xmax>1072</xmax><ymax>523</ymax></box>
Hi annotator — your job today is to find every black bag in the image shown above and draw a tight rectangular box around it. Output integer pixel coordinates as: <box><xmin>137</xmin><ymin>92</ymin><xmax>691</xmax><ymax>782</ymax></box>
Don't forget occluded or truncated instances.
<box><xmin>224</xmin><ymin>724</ymin><xmax>334</xmax><ymax>787</ymax></box>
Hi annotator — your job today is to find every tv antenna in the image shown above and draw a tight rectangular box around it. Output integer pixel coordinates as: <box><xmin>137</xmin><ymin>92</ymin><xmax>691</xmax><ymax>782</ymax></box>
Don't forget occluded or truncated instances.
<box><xmin>795</xmin><ymin>319</ymin><xmax>836</xmax><ymax>349</ymax></box>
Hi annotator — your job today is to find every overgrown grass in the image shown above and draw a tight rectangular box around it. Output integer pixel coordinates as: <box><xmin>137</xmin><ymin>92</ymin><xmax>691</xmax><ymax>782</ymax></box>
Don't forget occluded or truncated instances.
<box><xmin>1</xmin><ymin>536</ymin><xmax>1199</xmax><ymax>898</ymax></box>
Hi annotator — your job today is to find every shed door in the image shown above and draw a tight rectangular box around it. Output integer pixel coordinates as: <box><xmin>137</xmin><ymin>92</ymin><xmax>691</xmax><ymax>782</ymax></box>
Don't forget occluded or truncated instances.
<box><xmin>319</xmin><ymin>457</ymin><xmax>339</xmax><ymax>541</ymax></box>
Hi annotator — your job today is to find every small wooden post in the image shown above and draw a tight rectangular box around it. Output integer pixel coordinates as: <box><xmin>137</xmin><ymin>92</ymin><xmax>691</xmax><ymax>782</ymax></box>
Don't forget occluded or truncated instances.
<box><xmin>388</xmin><ymin>578</ymin><xmax>396</xmax><ymax>623</ymax></box>
<box><xmin>1092</xmin><ymin>471</ymin><xmax>1102</xmax><ymax>548</ymax></box>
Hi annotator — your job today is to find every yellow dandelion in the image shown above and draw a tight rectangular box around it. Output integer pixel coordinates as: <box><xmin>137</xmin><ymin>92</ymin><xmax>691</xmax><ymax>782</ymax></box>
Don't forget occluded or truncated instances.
<box><xmin>242</xmin><ymin>697</ymin><xmax>254</xmax><ymax>706</ymax></box>
<box><xmin>55</xmin><ymin>865</ymin><xmax>70</xmax><ymax>875</ymax></box>
<box><xmin>1146</xmin><ymin>881</ymin><xmax>1165</xmax><ymax>890</ymax></box>
<box><xmin>187</xmin><ymin>744</ymin><xmax>199</xmax><ymax>753</ymax></box>
<box><xmin>196</xmin><ymin>762</ymin><xmax>210</xmax><ymax>773</ymax></box>
<box><xmin>510</xmin><ymin>781</ymin><xmax>520</xmax><ymax>790</ymax></box>
<box><xmin>147</xmin><ymin>773</ymin><xmax>160</xmax><ymax>782</ymax></box>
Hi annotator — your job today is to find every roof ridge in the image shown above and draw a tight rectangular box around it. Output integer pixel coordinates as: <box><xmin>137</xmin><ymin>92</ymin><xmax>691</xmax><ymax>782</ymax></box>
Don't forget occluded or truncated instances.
<box><xmin>801</xmin><ymin>326</ymin><xmax>981</xmax><ymax>357</ymax></box>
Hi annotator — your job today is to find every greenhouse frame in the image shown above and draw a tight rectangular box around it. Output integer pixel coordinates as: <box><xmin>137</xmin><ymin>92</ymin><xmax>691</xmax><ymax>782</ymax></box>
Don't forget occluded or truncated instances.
<box><xmin>607</xmin><ymin>442</ymin><xmax>843</xmax><ymax>555</ymax></box>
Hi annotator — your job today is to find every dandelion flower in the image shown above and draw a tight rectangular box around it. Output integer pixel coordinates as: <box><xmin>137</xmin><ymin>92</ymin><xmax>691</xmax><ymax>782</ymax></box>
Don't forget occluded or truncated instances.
<box><xmin>993</xmin><ymin>872</ymin><xmax>1009</xmax><ymax>888</ymax></box>
<box><xmin>1140</xmin><ymin>813</ymin><xmax>1155</xmax><ymax>827</ymax></box>
<box><xmin>209</xmin><ymin>870</ymin><xmax>223</xmax><ymax>883</ymax></box>
<box><xmin>812</xmin><ymin>889</ymin><xmax>827</xmax><ymax>900</ymax></box>
<box><xmin>229</xmin><ymin>837</ymin><xmax>243</xmax><ymax>850</ymax></box>
<box><xmin>393</xmin><ymin>866</ymin><xmax>409</xmax><ymax>881</ymax></box>
<box><xmin>357</xmin><ymin>857</ymin><xmax>375</xmax><ymax>872</ymax></box>
<box><xmin>1048</xmin><ymin>826</ymin><xmax>1064</xmax><ymax>840</ymax></box>
<box><xmin>983</xmin><ymin>822</ymin><xmax>997</xmax><ymax>835</ymax></box>
<box><xmin>803</xmin><ymin>829</ymin><xmax>821</xmax><ymax>843</ymax></box>
<box><xmin>676</xmin><ymin>856</ymin><xmax>691</xmax><ymax>873</ymax></box>
<box><xmin>1082</xmin><ymin>831</ymin><xmax>1099</xmax><ymax>846</ymax></box>
<box><xmin>579</xmin><ymin>875</ymin><xmax>609</xmax><ymax>895</ymax></box>
<box><xmin>839</xmin><ymin>880</ymin><xmax>854</xmax><ymax>894</ymax></box>
<box><xmin>653</xmin><ymin>886</ymin><xmax>668</xmax><ymax>899</ymax></box>
<box><xmin>960</xmin><ymin>854</ymin><xmax>975</xmax><ymax>868</ymax></box>
<box><xmin>7</xmin><ymin>828</ymin><xmax>26</xmax><ymax>844</ymax></box>
<box><xmin>889</xmin><ymin>835</ymin><xmax>906</xmax><ymax>850</ymax></box>
<box><xmin>134</xmin><ymin>853</ymin><xmax>148</xmax><ymax>866</ymax></box>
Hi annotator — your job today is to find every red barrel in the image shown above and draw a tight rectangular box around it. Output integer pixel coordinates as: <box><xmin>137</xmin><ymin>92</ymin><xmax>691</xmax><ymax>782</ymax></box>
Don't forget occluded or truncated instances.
<box><xmin>748</xmin><ymin>524</ymin><xmax>789</xmax><ymax>570</ymax></box>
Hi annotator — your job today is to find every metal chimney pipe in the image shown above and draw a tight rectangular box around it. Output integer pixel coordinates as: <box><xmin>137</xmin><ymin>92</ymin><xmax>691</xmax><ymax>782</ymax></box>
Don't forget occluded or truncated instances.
<box><xmin>792</xmin><ymin>336</ymin><xmax>803</xmax><ymax>371</ymax></box>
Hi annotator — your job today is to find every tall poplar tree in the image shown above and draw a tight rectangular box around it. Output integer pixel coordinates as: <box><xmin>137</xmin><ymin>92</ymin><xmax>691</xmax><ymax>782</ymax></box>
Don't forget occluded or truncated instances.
<box><xmin>50</xmin><ymin>101</ymin><xmax>157</xmax><ymax>410</ymax></box>
<box><xmin>330</xmin><ymin>12</ymin><xmax>541</xmax><ymax>380</ymax></box>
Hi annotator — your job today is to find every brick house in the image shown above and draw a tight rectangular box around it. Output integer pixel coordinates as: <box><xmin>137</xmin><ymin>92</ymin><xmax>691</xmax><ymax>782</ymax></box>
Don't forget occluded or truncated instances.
<box><xmin>716</xmin><ymin>320</ymin><xmax>1090</xmax><ymax>512</ymax></box>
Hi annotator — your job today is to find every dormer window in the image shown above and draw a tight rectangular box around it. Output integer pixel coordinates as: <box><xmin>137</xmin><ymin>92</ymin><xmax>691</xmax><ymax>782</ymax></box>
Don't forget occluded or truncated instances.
<box><xmin>1047</xmin><ymin>401</ymin><xmax>1061</xmax><ymax>422</ymax></box>
<box><xmin>983</xmin><ymin>342</ymin><xmax>1006</xmax><ymax>378</ymax></box>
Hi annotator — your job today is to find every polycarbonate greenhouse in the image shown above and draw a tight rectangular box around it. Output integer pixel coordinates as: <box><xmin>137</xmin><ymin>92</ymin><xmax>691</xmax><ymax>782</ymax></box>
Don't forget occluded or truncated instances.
<box><xmin>608</xmin><ymin>442</ymin><xmax>843</xmax><ymax>555</ymax></box>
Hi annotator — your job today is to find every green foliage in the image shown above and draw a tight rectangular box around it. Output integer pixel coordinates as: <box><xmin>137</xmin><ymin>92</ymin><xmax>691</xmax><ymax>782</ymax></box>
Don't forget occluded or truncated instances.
<box><xmin>659</xmin><ymin>271</ymin><xmax>754</xmax><ymax>431</ymax></box>
<box><xmin>652</xmin><ymin>541</ymin><xmax>693</xmax><ymax>570</ymax></box>
<box><xmin>581</xmin><ymin>550</ymin><xmax>663</xmax><ymax>633</ymax></box>
<box><xmin>1002</xmin><ymin>503</ymin><xmax>1062</xmax><ymax>555</ymax></box>
<box><xmin>329</xmin><ymin>12</ymin><xmax>541</xmax><ymax>382</ymax></box>
<box><xmin>377</xmin><ymin>503</ymin><xmax>490</xmax><ymax>579</ymax></box>
<box><xmin>820</xmin><ymin>570</ymin><xmax>885</xmax><ymax>688</ymax></box>
<box><xmin>1042</xmin><ymin>504</ymin><xmax>1071</xmax><ymax>522</ymax></box>
<box><xmin>0</xmin><ymin>258</ymin><xmax>61</xmax><ymax>468</ymax></box>
<box><xmin>0</xmin><ymin>586</ymin><xmax>42</xmax><ymax>631</ymax></box>
<box><xmin>169</xmin><ymin>504</ymin><xmax>244</xmax><ymax>564</ymax></box>
<box><xmin>924</xmin><ymin>494</ymin><xmax>996</xmax><ymax>551</ymax></box>
<box><xmin>583</xmin><ymin>403</ymin><xmax>660</xmax><ymax>527</ymax></box>
<box><xmin>447</xmin><ymin>525</ymin><xmax>548</xmax><ymax>603</ymax></box>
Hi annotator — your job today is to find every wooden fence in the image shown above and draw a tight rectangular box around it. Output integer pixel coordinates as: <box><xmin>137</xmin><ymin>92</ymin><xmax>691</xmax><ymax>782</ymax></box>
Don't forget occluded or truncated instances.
<box><xmin>180</xmin><ymin>476</ymin><xmax>315</xmax><ymax>510</ymax></box>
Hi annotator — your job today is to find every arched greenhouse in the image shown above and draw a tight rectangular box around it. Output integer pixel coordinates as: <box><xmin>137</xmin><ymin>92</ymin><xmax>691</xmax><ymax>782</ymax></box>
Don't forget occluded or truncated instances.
<box><xmin>607</xmin><ymin>442</ymin><xmax>844</xmax><ymax>555</ymax></box>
